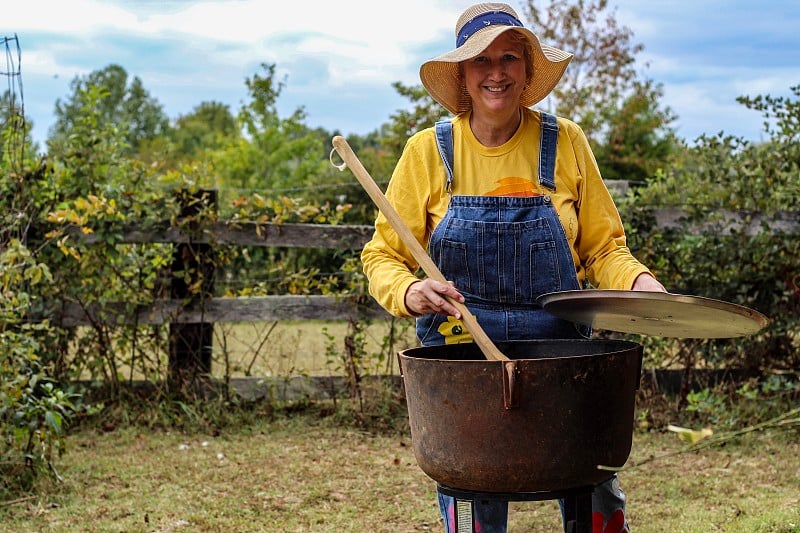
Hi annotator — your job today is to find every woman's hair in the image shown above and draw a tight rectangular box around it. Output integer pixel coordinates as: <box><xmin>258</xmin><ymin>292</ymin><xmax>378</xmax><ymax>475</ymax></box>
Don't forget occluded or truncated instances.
<box><xmin>506</xmin><ymin>29</ymin><xmax>535</xmax><ymax>83</ymax></box>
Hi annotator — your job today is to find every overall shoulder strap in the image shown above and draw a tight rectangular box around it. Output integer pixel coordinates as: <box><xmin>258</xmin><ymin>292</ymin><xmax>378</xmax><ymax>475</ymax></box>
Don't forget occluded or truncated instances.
<box><xmin>437</xmin><ymin>114</ymin><xmax>558</xmax><ymax>192</ymax></box>
<box><xmin>434</xmin><ymin>120</ymin><xmax>455</xmax><ymax>194</ymax></box>
<box><xmin>538</xmin><ymin>111</ymin><xmax>559</xmax><ymax>190</ymax></box>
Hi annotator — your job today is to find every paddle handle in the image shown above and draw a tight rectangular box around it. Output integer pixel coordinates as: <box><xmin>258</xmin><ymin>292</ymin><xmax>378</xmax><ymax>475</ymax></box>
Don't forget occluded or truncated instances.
<box><xmin>331</xmin><ymin>135</ymin><xmax>508</xmax><ymax>362</ymax></box>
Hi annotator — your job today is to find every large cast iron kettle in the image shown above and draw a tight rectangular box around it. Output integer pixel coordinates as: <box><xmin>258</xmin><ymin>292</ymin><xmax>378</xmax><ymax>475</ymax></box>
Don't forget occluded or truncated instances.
<box><xmin>398</xmin><ymin>339</ymin><xmax>643</xmax><ymax>493</ymax></box>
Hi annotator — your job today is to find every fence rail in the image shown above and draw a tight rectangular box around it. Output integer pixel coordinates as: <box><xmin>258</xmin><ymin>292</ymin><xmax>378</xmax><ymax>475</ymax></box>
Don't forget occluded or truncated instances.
<box><xmin>52</xmin><ymin>294</ymin><xmax>387</xmax><ymax>328</ymax></box>
<box><xmin>67</xmin><ymin>221</ymin><xmax>374</xmax><ymax>248</ymax></box>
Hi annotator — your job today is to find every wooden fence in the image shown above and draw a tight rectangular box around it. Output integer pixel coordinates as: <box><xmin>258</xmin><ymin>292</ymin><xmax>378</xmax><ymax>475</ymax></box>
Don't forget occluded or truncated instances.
<box><xmin>46</xmin><ymin>196</ymin><xmax>798</xmax><ymax>383</ymax></box>
<box><xmin>53</xmin><ymin>222</ymin><xmax>385</xmax><ymax>328</ymax></box>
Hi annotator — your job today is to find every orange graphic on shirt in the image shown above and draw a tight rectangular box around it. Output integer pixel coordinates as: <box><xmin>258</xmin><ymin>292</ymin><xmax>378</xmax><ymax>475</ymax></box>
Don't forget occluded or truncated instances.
<box><xmin>486</xmin><ymin>177</ymin><xmax>541</xmax><ymax>197</ymax></box>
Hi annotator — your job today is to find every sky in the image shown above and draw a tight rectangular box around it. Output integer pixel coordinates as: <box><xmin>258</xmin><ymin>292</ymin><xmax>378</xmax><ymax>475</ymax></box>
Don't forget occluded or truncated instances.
<box><xmin>4</xmin><ymin>0</ymin><xmax>799</xmax><ymax>149</ymax></box>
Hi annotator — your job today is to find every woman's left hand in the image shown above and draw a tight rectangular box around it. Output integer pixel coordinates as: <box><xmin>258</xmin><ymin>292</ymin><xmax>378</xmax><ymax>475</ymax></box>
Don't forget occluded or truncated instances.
<box><xmin>632</xmin><ymin>273</ymin><xmax>667</xmax><ymax>293</ymax></box>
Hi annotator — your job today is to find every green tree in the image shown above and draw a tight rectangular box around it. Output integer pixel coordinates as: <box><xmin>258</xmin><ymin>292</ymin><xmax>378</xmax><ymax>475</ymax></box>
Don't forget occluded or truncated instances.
<box><xmin>382</xmin><ymin>82</ymin><xmax>449</xmax><ymax>162</ymax></box>
<box><xmin>523</xmin><ymin>0</ymin><xmax>641</xmax><ymax>137</ymax></box>
<box><xmin>49</xmin><ymin>64</ymin><xmax>170</xmax><ymax>155</ymax></box>
<box><xmin>737</xmin><ymin>84</ymin><xmax>800</xmax><ymax>146</ymax></box>
<box><xmin>593</xmin><ymin>79</ymin><xmax>679</xmax><ymax>183</ymax></box>
<box><xmin>523</xmin><ymin>0</ymin><xmax>677</xmax><ymax>180</ymax></box>
<box><xmin>333</xmin><ymin>82</ymin><xmax>449</xmax><ymax>225</ymax></box>
<box><xmin>211</xmin><ymin>63</ymin><xmax>328</xmax><ymax>196</ymax></box>
<box><xmin>169</xmin><ymin>101</ymin><xmax>239</xmax><ymax>161</ymax></box>
<box><xmin>46</xmin><ymin>85</ymin><xmax>134</xmax><ymax>198</ymax></box>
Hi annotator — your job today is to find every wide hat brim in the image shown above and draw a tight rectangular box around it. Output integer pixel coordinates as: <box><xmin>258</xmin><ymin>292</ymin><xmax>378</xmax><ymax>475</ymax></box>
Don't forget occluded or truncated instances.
<box><xmin>420</xmin><ymin>25</ymin><xmax>573</xmax><ymax>115</ymax></box>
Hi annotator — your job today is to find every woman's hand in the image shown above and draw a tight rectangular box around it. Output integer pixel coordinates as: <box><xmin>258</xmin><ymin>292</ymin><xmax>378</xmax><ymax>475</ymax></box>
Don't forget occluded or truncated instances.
<box><xmin>632</xmin><ymin>273</ymin><xmax>667</xmax><ymax>293</ymax></box>
<box><xmin>405</xmin><ymin>279</ymin><xmax>465</xmax><ymax>318</ymax></box>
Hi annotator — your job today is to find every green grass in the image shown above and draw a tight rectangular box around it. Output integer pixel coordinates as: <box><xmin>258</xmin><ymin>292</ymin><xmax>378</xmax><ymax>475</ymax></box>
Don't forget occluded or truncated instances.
<box><xmin>212</xmin><ymin>319</ymin><xmax>418</xmax><ymax>377</ymax></box>
<box><xmin>73</xmin><ymin>319</ymin><xmax>417</xmax><ymax>382</ymax></box>
<box><xmin>2</xmin><ymin>415</ymin><xmax>797</xmax><ymax>532</ymax></box>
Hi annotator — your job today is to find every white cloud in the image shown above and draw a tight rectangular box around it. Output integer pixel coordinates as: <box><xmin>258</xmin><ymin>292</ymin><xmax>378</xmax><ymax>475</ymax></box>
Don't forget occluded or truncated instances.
<box><xmin>7</xmin><ymin>0</ymin><xmax>136</xmax><ymax>33</ymax></box>
<box><xmin>5</xmin><ymin>0</ymin><xmax>798</xmax><ymax>145</ymax></box>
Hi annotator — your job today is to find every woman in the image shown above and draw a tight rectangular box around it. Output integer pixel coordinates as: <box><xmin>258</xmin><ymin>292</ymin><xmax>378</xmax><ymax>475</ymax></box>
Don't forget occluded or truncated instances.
<box><xmin>361</xmin><ymin>3</ymin><xmax>665</xmax><ymax>532</ymax></box>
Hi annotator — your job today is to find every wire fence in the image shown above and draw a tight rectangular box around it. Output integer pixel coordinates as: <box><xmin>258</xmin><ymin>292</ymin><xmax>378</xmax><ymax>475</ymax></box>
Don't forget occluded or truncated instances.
<box><xmin>2</xmin><ymin>34</ymin><xmax>25</xmax><ymax>171</ymax></box>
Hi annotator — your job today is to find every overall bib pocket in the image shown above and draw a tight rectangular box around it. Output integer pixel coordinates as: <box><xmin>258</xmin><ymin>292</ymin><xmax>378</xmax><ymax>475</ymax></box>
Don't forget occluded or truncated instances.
<box><xmin>433</xmin><ymin>216</ymin><xmax>563</xmax><ymax>303</ymax></box>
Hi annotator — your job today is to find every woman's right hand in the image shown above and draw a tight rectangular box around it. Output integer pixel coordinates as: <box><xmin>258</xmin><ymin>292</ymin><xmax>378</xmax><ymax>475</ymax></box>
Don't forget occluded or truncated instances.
<box><xmin>405</xmin><ymin>279</ymin><xmax>465</xmax><ymax>319</ymax></box>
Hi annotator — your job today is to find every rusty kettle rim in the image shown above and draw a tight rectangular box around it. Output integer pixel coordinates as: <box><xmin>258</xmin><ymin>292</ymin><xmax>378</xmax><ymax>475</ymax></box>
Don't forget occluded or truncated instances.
<box><xmin>398</xmin><ymin>338</ymin><xmax>642</xmax><ymax>362</ymax></box>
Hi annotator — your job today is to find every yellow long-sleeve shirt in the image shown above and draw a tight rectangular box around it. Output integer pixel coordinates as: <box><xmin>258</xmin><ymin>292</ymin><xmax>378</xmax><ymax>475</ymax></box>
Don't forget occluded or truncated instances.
<box><xmin>361</xmin><ymin>108</ymin><xmax>652</xmax><ymax>318</ymax></box>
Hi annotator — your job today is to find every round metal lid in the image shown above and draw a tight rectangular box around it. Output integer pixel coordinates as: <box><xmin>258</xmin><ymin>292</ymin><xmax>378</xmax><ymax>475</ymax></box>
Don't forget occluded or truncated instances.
<box><xmin>537</xmin><ymin>290</ymin><xmax>769</xmax><ymax>339</ymax></box>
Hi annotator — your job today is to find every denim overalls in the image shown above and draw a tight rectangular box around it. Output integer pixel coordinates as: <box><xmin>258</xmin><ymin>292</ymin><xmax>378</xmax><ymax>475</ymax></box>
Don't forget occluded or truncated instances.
<box><xmin>421</xmin><ymin>113</ymin><xmax>628</xmax><ymax>533</ymax></box>
<box><xmin>416</xmin><ymin>112</ymin><xmax>583</xmax><ymax>345</ymax></box>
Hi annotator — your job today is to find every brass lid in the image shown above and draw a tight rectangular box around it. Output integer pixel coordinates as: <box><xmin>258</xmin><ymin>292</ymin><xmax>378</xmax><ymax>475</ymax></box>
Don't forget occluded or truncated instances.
<box><xmin>537</xmin><ymin>290</ymin><xmax>769</xmax><ymax>339</ymax></box>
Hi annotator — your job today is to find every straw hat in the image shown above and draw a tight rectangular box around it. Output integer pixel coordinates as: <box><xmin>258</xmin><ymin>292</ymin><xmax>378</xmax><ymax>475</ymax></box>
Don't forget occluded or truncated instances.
<box><xmin>420</xmin><ymin>3</ymin><xmax>573</xmax><ymax>115</ymax></box>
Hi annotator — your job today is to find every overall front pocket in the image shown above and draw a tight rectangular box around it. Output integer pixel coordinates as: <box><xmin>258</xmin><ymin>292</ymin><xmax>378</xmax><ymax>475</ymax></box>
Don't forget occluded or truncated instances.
<box><xmin>434</xmin><ymin>217</ymin><xmax>562</xmax><ymax>303</ymax></box>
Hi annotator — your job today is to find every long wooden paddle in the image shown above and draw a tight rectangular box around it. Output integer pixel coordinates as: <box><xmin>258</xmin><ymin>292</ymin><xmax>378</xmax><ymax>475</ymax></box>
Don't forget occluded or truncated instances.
<box><xmin>331</xmin><ymin>135</ymin><xmax>509</xmax><ymax>362</ymax></box>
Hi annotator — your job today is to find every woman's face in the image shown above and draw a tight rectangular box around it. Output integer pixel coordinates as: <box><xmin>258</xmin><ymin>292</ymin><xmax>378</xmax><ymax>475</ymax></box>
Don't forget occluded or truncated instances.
<box><xmin>462</xmin><ymin>31</ymin><xmax>528</xmax><ymax>118</ymax></box>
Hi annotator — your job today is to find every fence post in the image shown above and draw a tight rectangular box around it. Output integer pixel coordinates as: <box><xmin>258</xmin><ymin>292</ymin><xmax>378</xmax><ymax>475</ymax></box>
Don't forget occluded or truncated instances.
<box><xmin>169</xmin><ymin>188</ymin><xmax>217</xmax><ymax>391</ymax></box>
